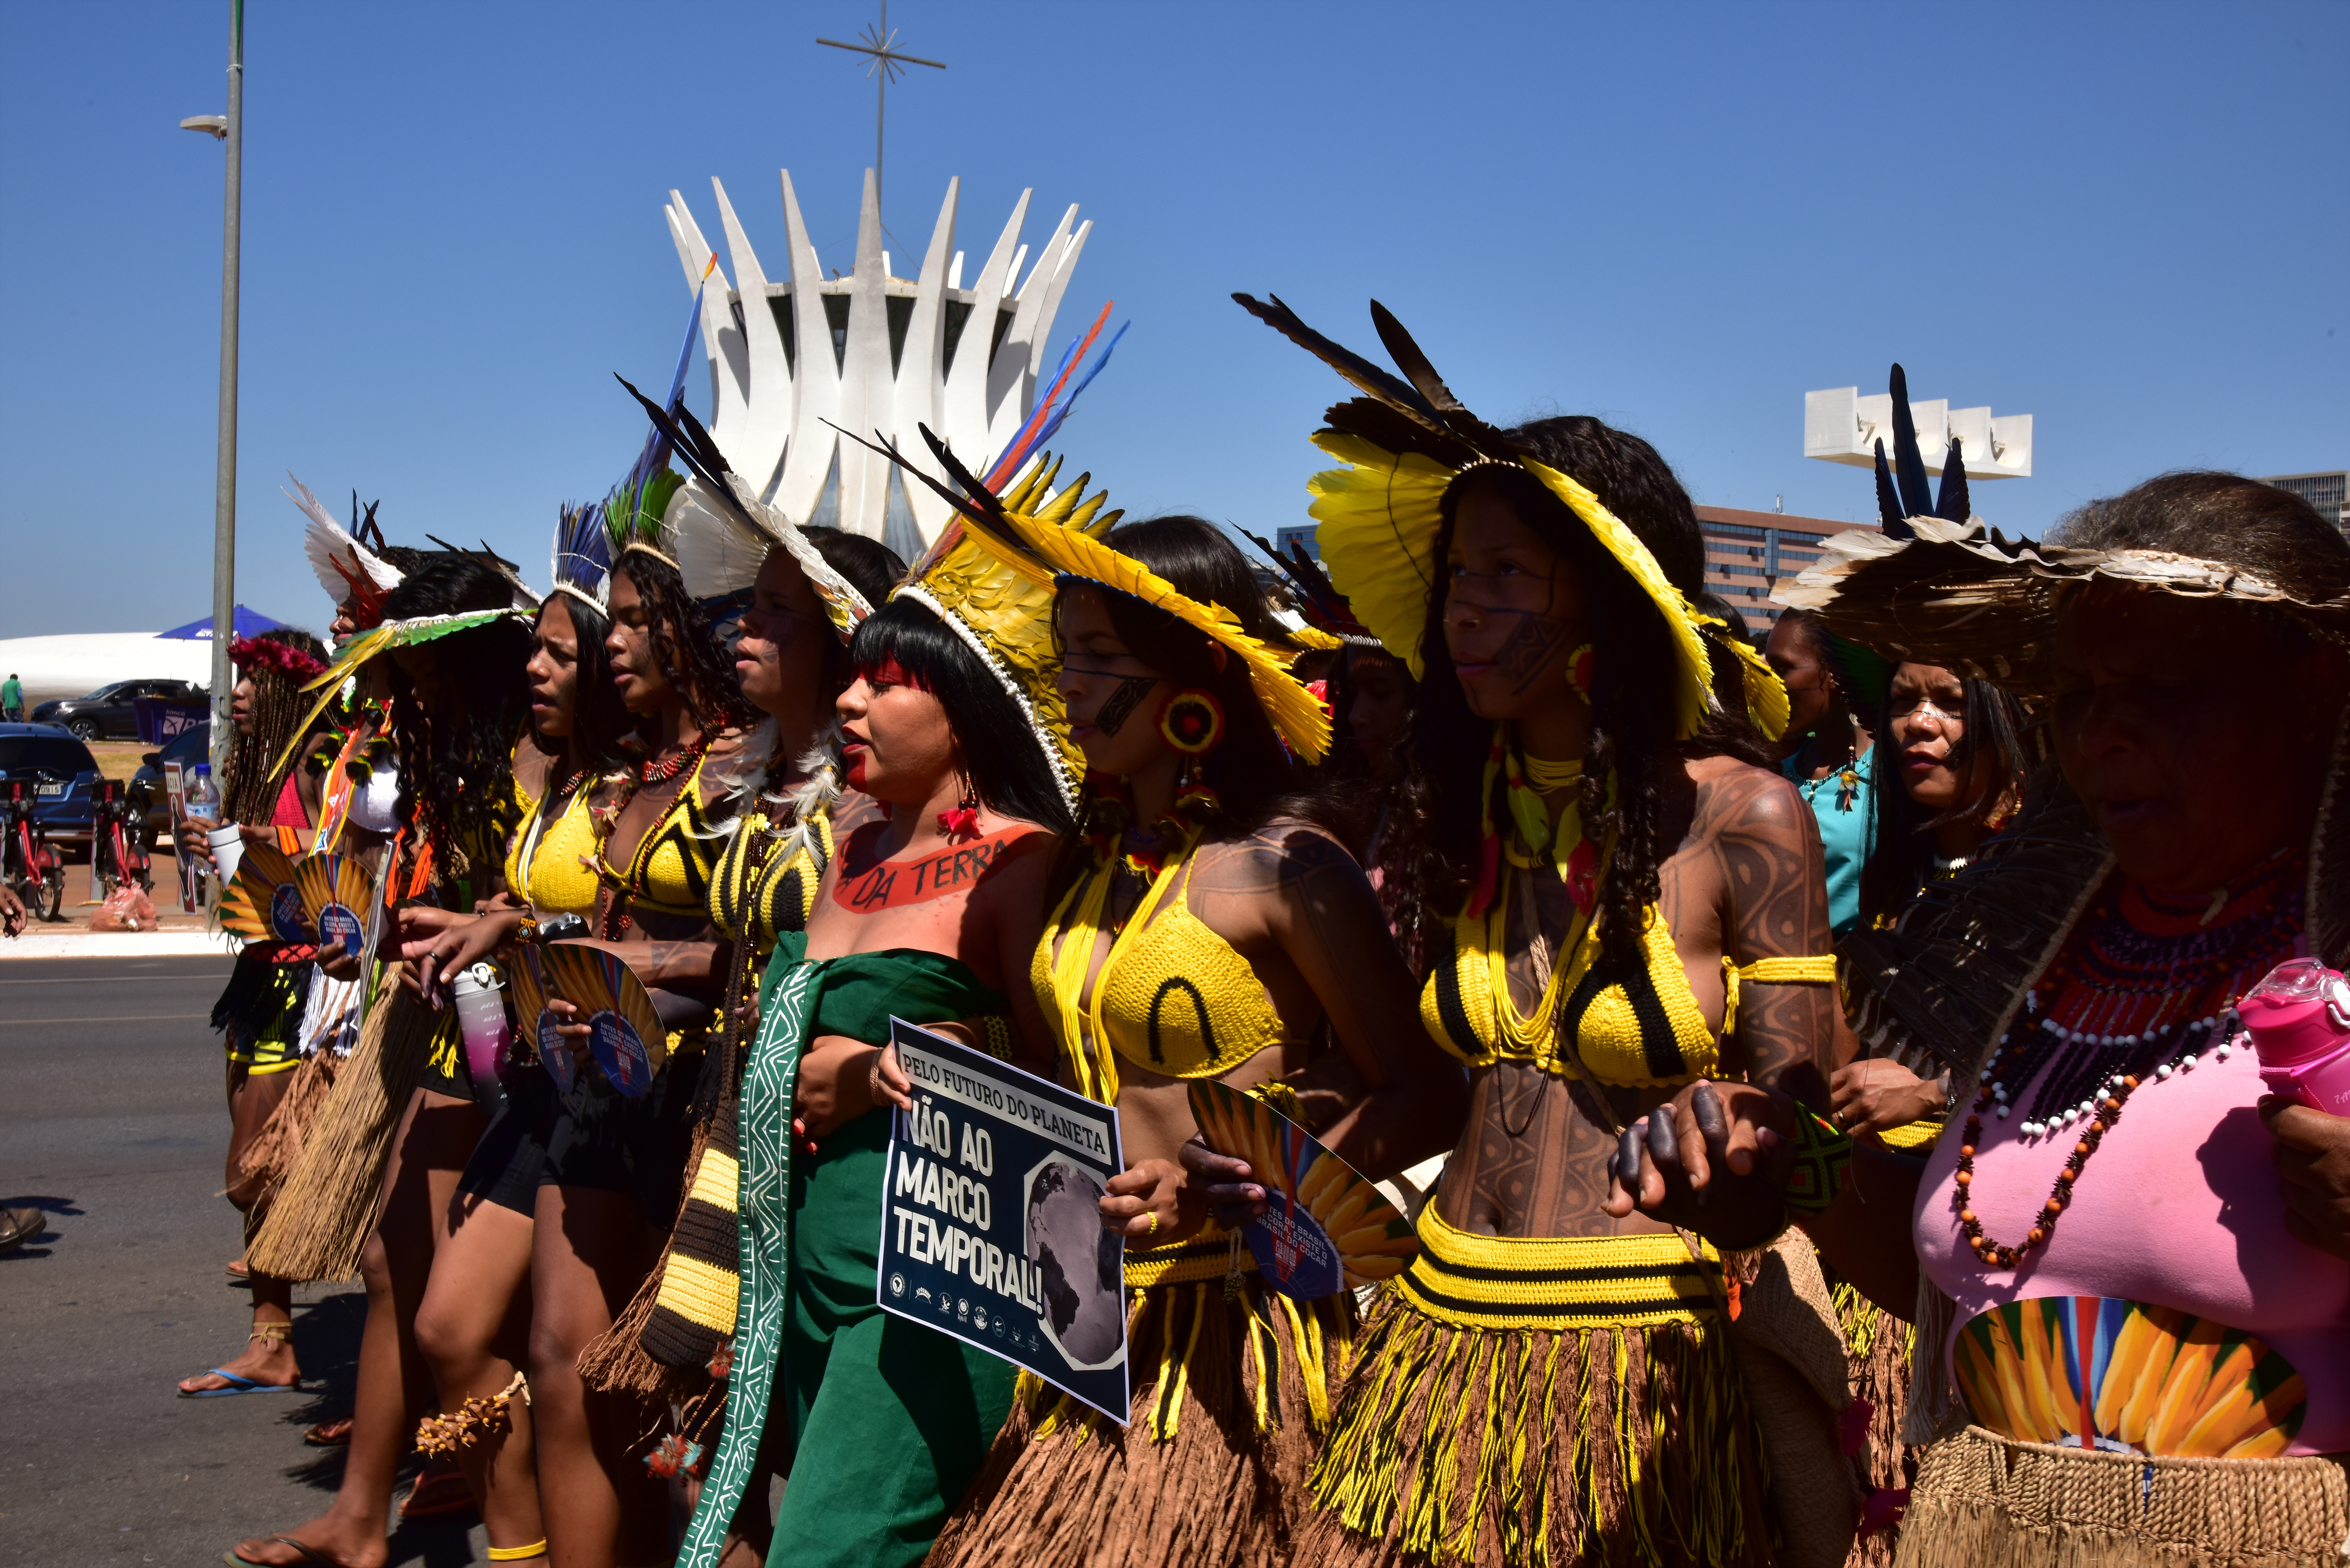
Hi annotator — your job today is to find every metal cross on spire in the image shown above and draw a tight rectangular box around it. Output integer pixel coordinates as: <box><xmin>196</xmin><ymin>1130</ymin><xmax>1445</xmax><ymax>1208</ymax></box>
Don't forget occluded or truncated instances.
<box><xmin>817</xmin><ymin>3</ymin><xmax>945</xmax><ymax>230</ymax></box>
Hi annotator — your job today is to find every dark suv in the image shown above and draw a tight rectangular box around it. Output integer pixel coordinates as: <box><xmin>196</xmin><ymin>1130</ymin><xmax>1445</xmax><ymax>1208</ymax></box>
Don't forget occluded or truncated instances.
<box><xmin>0</xmin><ymin>724</ymin><xmax>102</xmax><ymax>845</ymax></box>
<box><xmin>31</xmin><ymin>679</ymin><xmax>207</xmax><ymax>741</ymax></box>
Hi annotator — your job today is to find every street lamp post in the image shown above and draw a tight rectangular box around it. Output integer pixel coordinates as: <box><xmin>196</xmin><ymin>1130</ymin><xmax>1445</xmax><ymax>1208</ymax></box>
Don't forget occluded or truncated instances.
<box><xmin>182</xmin><ymin>0</ymin><xmax>243</xmax><ymax>780</ymax></box>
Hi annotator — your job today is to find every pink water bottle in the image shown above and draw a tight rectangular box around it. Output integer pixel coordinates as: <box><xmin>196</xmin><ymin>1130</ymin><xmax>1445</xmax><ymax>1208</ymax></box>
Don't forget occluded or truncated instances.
<box><xmin>2239</xmin><ymin>958</ymin><xmax>2350</xmax><ymax>1116</ymax></box>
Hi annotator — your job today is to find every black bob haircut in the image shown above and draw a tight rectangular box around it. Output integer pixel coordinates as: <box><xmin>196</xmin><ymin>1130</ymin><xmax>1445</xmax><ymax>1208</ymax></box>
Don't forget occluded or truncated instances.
<box><xmin>845</xmin><ymin>596</ymin><xmax>1076</xmax><ymax>837</ymax></box>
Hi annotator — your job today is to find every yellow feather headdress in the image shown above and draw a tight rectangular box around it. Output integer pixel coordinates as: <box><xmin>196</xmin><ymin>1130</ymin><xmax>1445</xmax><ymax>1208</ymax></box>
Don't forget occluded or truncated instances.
<box><xmin>844</xmin><ymin>426</ymin><xmax>1333</xmax><ymax>766</ymax></box>
<box><xmin>886</xmin><ymin>454</ymin><xmax>1118</xmax><ymax>808</ymax></box>
<box><xmin>1236</xmin><ymin>294</ymin><xmax>1719</xmax><ymax>742</ymax></box>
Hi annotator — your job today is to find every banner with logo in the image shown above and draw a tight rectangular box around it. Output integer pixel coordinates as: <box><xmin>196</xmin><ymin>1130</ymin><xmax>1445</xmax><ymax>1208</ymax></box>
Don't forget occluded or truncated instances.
<box><xmin>876</xmin><ymin>1018</ymin><xmax>1130</xmax><ymax>1425</ymax></box>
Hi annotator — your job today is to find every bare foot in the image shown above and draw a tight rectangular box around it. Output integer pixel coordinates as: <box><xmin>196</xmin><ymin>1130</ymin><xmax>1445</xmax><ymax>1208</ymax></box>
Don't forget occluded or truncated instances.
<box><xmin>178</xmin><ymin>1319</ymin><xmax>299</xmax><ymax>1395</ymax></box>
<box><xmin>226</xmin><ymin>1512</ymin><xmax>387</xmax><ymax>1568</ymax></box>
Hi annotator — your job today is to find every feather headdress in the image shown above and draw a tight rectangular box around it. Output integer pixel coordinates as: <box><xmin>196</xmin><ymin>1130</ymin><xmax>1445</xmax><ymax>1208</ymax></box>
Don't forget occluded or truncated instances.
<box><xmin>1776</xmin><ymin>360</ymin><xmax>2350</xmax><ymax>693</ymax></box>
<box><xmin>1244</xmin><ymin>529</ymin><xmax>1376</xmax><ymax>649</ymax></box>
<box><xmin>267</xmin><ymin>607</ymin><xmax>533</xmax><ymax>777</ymax></box>
<box><xmin>285</xmin><ymin>474</ymin><xmax>401</xmax><ymax>630</ymax></box>
<box><xmin>549</xmin><ymin>500</ymin><xmax>615</xmax><ymax>615</ymax></box>
<box><xmin>844</xmin><ymin>423</ymin><xmax>1332</xmax><ymax>765</ymax></box>
<box><xmin>425</xmin><ymin>535</ymin><xmax>540</xmax><ymax>611</ymax></box>
<box><xmin>1232</xmin><ymin>294</ymin><xmax>1717</xmax><ymax>742</ymax></box>
<box><xmin>615</xmin><ymin>376</ymin><xmax>874</xmax><ymax>638</ymax></box>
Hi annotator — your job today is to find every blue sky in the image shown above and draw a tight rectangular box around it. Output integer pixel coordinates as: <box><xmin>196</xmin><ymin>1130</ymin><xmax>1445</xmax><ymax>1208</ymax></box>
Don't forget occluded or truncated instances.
<box><xmin>2</xmin><ymin>1</ymin><xmax>2342</xmax><ymax>638</ymax></box>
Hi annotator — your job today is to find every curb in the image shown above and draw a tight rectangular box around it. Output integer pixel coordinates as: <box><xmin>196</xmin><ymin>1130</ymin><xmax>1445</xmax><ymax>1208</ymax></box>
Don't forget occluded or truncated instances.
<box><xmin>0</xmin><ymin>931</ymin><xmax>239</xmax><ymax>960</ymax></box>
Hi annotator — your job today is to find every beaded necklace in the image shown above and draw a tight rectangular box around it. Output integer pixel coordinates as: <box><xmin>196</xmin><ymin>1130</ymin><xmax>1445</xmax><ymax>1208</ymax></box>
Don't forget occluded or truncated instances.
<box><xmin>1951</xmin><ymin>850</ymin><xmax>2304</xmax><ymax>1269</ymax></box>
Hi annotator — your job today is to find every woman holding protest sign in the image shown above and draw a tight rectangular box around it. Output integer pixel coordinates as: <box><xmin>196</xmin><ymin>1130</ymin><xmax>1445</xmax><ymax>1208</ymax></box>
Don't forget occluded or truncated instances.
<box><xmin>675</xmin><ymin>459</ymin><xmax>1074</xmax><ymax>1568</ymax></box>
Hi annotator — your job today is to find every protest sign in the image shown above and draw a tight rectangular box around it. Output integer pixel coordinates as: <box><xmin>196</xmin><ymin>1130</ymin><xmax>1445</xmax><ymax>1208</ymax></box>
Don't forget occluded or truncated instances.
<box><xmin>878</xmin><ymin>1018</ymin><xmax>1129</xmax><ymax>1425</ymax></box>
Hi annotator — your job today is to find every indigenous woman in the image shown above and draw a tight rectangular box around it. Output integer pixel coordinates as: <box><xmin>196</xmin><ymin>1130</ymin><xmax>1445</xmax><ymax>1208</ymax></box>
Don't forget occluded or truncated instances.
<box><xmin>514</xmin><ymin>468</ymin><xmax>762</xmax><ymax>1566</ymax></box>
<box><xmin>400</xmin><ymin>502</ymin><xmax>636</xmax><ymax>1565</ymax></box>
<box><xmin>598</xmin><ymin>522</ymin><xmax>905</xmax><ymax>1419</ymax></box>
<box><xmin>1769</xmin><ymin>608</ymin><xmax>1884</xmax><ymax>938</ymax></box>
<box><xmin>1755</xmin><ymin>471</ymin><xmax>2350</xmax><ymax>1568</ymax></box>
<box><xmin>920</xmin><ymin>458</ymin><xmax>1464</xmax><ymax>1568</ymax></box>
<box><xmin>676</xmin><ymin>476</ymin><xmax>1077</xmax><ymax>1568</ymax></box>
<box><xmin>1240</xmin><ymin>296</ymin><xmax>1846</xmax><ymax>1568</ymax></box>
<box><xmin>175</xmin><ymin>626</ymin><xmax>334</xmax><ymax>1400</ymax></box>
<box><xmin>228</xmin><ymin>553</ymin><xmax>535</xmax><ymax>1568</ymax></box>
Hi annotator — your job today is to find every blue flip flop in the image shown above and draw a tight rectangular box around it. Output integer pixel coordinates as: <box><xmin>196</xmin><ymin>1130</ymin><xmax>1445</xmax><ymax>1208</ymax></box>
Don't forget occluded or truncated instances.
<box><xmin>179</xmin><ymin>1369</ymin><xmax>297</xmax><ymax>1398</ymax></box>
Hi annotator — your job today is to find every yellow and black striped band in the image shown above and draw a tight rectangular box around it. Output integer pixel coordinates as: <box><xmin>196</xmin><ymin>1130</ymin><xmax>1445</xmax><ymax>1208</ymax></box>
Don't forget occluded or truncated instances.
<box><xmin>1392</xmin><ymin>1204</ymin><xmax>1721</xmax><ymax>1331</ymax></box>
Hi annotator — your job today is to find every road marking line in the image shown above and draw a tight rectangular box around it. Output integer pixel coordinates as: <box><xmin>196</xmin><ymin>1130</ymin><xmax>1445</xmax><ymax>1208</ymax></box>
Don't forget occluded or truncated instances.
<box><xmin>0</xmin><ymin>1013</ymin><xmax>211</xmax><ymax>1024</ymax></box>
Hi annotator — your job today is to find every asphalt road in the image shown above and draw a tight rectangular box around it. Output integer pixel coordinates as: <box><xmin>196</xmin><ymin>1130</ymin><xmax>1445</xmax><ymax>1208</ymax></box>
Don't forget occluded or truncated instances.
<box><xmin>0</xmin><ymin>953</ymin><xmax>490</xmax><ymax>1568</ymax></box>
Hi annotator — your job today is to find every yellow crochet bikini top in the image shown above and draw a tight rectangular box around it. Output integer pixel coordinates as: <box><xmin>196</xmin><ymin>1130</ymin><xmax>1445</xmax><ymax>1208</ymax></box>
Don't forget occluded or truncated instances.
<box><xmin>708</xmin><ymin>807</ymin><xmax>835</xmax><ymax>963</ymax></box>
<box><xmin>1032</xmin><ymin>837</ymin><xmax>1287</xmax><ymax>1105</ymax></box>
<box><xmin>615</xmin><ymin>753</ymin><xmax>727</xmax><ymax>922</ymax></box>
<box><xmin>502</xmin><ymin>782</ymin><xmax>602</xmax><ymax>919</ymax></box>
<box><xmin>1420</xmin><ymin>862</ymin><xmax>1834</xmax><ymax>1087</ymax></box>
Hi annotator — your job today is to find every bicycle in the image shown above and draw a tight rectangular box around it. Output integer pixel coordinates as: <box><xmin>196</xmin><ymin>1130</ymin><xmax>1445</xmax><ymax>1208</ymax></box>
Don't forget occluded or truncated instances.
<box><xmin>0</xmin><ymin>780</ymin><xmax>67</xmax><ymax>923</ymax></box>
<box><xmin>91</xmin><ymin>777</ymin><xmax>152</xmax><ymax>898</ymax></box>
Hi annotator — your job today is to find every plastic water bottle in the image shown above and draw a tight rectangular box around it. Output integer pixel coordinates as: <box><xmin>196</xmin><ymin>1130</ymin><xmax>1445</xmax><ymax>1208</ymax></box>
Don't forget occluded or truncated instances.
<box><xmin>2240</xmin><ymin>958</ymin><xmax>2350</xmax><ymax>1116</ymax></box>
<box><xmin>451</xmin><ymin>962</ymin><xmax>512</xmax><ymax>1089</ymax></box>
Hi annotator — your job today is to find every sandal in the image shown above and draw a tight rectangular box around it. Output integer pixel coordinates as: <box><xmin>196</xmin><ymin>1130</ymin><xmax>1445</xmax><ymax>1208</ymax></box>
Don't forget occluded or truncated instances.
<box><xmin>222</xmin><ymin>1536</ymin><xmax>339</xmax><ymax>1566</ymax></box>
<box><xmin>178</xmin><ymin>1322</ymin><xmax>298</xmax><ymax>1397</ymax></box>
<box><xmin>301</xmin><ymin>1418</ymin><xmax>353</xmax><ymax>1447</ymax></box>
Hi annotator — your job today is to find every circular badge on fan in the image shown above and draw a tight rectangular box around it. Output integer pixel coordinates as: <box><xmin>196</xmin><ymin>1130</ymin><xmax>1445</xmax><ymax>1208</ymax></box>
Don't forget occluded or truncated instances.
<box><xmin>268</xmin><ymin>883</ymin><xmax>307</xmax><ymax>942</ymax></box>
<box><xmin>590</xmin><ymin>1009</ymin><xmax>655</xmax><ymax>1098</ymax></box>
<box><xmin>315</xmin><ymin>901</ymin><xmax>362</xmax><ymax>957</ymax></box>
<box><xmin>1246</xmin><ymin>1199</ymin><xmax>1343</xmax><ymax>1301</ymax></box>
<box><xmin>538</xmin><ymin>1013</ymin><xmax>577</xmax><ymax>1094</ymax></box>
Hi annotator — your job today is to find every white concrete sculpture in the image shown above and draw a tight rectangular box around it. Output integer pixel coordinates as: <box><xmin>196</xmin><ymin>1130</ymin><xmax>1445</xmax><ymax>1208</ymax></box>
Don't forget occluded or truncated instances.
<box><xmin>1804</xmin><ymin>386</ymin><xmax>2032</xmax><ymax>479</ymax></box>
<box><xmin>665</xmin><ymin>169</ymin><xmax>1091</xmax><ymax>556</ymax></box>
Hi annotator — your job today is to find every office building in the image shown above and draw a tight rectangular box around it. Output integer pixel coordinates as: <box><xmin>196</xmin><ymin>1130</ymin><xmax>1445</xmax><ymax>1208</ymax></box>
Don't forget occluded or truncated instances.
<box><xmin>1698</xmin><ymin>507</ymin><xmax>1878</xmax><ymax>636</ymax></box>
<box><xmin>2261</xmin><ymin>471</ymin><xmax>2348</xmax><ymax>533</ymax></box>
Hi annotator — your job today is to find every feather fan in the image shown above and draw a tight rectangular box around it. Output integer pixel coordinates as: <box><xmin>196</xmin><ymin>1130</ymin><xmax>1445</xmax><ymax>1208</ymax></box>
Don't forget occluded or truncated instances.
<box><xmin>294</xmin><ymin>852</ymin><xmax>372</xmax><ymax>958</ymax></box>
<box><xmin>513</xmin><ymin>941</ymin><xmax>667</xmax><ymax>1099</ymax></box>
<box><xmin>219</xmin><ymin>843</ymin><xmax>313</xmax><ymax>946</ymax></box>
<box><xmin>1186</xmin><ymin>1079</ymin><xmax>1417</xmax><ymax>1295</ymax></box>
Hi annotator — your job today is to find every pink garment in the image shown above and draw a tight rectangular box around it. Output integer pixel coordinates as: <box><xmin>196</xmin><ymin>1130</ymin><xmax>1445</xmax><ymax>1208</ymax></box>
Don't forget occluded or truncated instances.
<box><xmin>269</xmin><ymin>769</ymin><xmax>311</xmax><ymax>829</ymax></box>
<box><xmin>1915</xmin><ymin>1038</ymin><xmax>2350</xmax><ymax>1455</ymax></box>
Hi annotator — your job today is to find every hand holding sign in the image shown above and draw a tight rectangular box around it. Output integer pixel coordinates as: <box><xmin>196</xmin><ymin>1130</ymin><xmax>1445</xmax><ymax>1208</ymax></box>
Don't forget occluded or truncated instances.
<box><xmin>877</xmin><ymin>1019</ymin><xmax>1131</xmax><ymax>1425</ymax></box>
<box><xmin>1185</xmin><ymin>1080</ymin><xmax>1419</xmax><ymax>1299</ymax></box>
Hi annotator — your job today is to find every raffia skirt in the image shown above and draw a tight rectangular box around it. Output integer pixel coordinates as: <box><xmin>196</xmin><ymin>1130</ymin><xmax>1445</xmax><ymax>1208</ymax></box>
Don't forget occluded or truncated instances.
<box><xmin>1296</xmin><ymin>1206</ymin><xmax>1775</xmax><ymax>1568</ymax></box>
<box><xmin>1894</xmin><ymin>1424</ymin><xmax>2349</xmax><ymax>1568</ymax></box>
<box><xmin>924</xmin><ymin>1230</ymin><xmax>1354</xmax><ymax>1568</ymax></box>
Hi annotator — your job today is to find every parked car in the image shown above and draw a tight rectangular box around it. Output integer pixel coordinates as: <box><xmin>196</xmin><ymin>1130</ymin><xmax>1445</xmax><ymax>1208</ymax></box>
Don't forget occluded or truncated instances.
<box><xmin>31</xmin><ymin>678</ymin><xmax>207</xmax><ymax>741</ymax></box>
<box><xmin>131</xmin><ymin>720</ymin><xmax>212</xmax><ymax>838</ymax></box>
<box><xmin>0</xmin><ymin>724</ymin><xmax>102</xmax><ymax>846</ymax></box>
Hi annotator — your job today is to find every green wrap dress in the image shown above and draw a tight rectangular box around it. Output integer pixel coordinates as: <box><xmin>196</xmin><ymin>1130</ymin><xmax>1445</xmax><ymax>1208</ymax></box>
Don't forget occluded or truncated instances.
<box><xmin>677</xmin><ymin>929</ymin><xmax>1019</xmax><ymax>1568</ymax></box>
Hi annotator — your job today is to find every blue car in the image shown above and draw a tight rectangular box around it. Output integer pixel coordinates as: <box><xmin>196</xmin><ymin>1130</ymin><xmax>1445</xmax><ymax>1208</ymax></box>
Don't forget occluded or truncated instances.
<box><xmin>0</xmin><ymin>723</ymin><xmax>103</xmax><ymax>847</ymax></box>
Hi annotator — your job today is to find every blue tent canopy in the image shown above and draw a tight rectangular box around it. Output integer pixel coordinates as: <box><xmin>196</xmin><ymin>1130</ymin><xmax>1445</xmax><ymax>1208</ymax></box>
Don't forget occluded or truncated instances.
<box><xmin>155</xmin><ymin>605</ymin><xmax>291</xmax><ymax>641</ymax></box>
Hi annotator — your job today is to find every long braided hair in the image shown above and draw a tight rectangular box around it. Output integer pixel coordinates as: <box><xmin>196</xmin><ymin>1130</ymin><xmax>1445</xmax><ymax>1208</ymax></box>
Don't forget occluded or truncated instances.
<box><xmin>221</xmin><ymin>628</ymin><xmax>330</xmax><ymax>827</ymax></box>
<box><xmin>1382</xmin><ymin>416</ymin><xmax>1724</xmax><ymax>975</ymax></box>
<box><xmin>378</xmin><ymin>557</ymin><xmax>533</xmax><ymax>899</ymax></box>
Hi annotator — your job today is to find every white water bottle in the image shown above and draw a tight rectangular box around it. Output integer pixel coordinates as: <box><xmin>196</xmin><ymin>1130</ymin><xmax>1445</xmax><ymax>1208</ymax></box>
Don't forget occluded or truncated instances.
<box><xmin>451</xmin><ymin>963</ymin><xmax>512</xmax><ymax>1088</ymax></box>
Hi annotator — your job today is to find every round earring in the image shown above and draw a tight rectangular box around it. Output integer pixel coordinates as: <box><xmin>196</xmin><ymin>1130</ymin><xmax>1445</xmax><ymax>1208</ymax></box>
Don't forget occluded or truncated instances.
<box><xmin>1157</xmin><ymin>689</ymin><xmax>1225</xmax><ymax>755</ymax></box>
<box><xmin>1567</xmin><ymin>644</ymin><xmax>1595</xmax><ymax>701</ymax></box>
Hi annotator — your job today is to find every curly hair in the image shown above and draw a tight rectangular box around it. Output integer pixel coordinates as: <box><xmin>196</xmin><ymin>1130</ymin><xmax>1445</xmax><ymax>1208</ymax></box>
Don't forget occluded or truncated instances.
<box><xmin>222</xmin><ymin>627</ymin><xmax>331</xmax><ymax>827</ymax></box>
<box><xmin>1382</xmin><ymin>416</ymin><xmax>1726</xmax><ymax>975</ymax></box>
<box><xmin>378</xmin><ymin>557</ymin><xmax>532</xmax><ymax>898</ymax></box>
<box><xmin>611</xmin><ymin>550</ymin><xmax>745</xmax><ymax>736</ymax></box>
